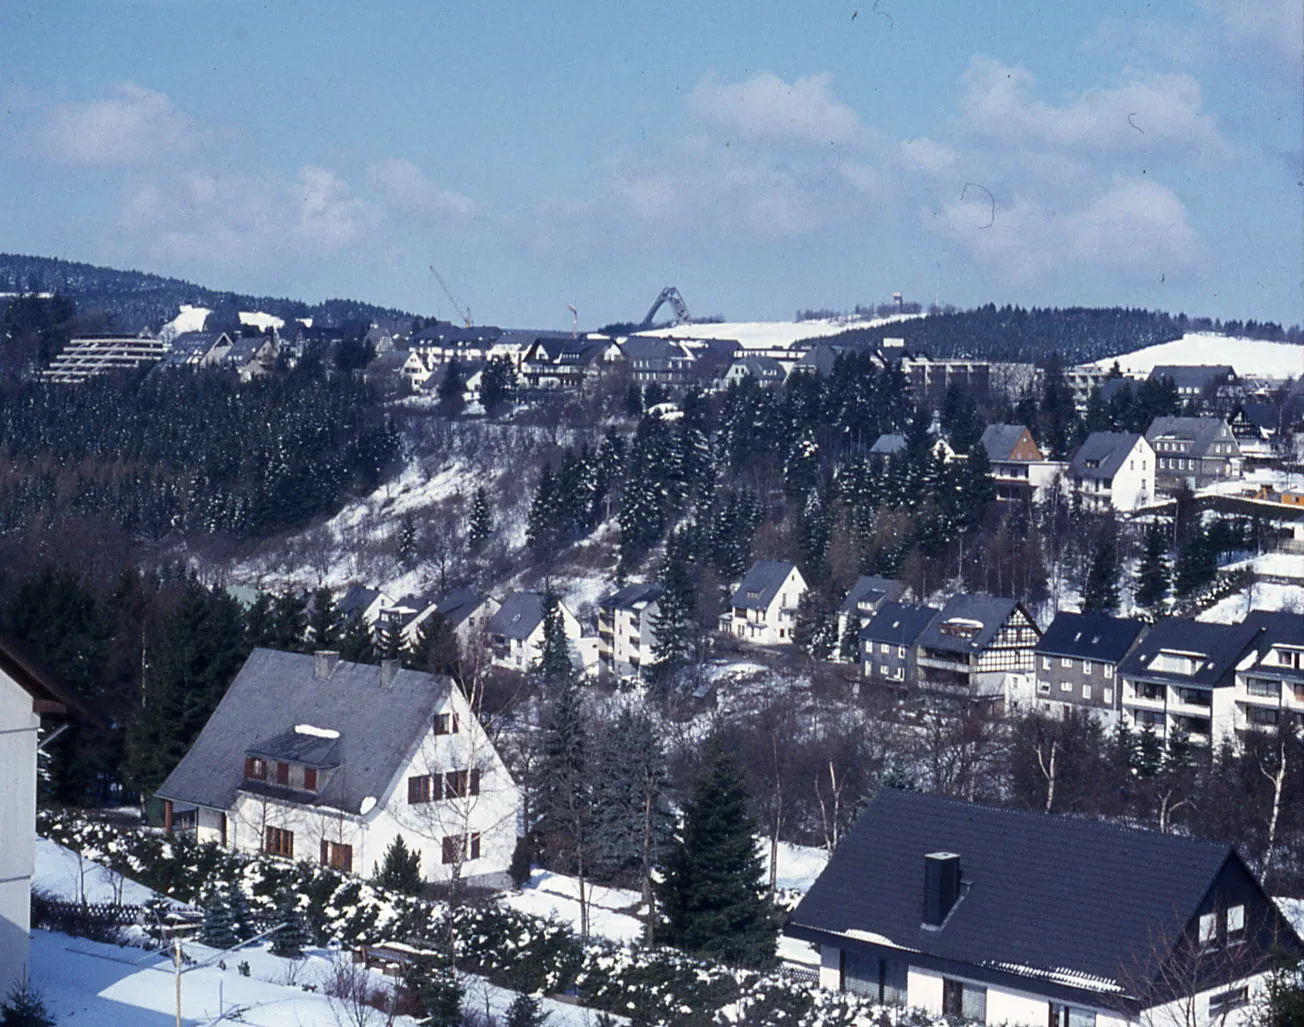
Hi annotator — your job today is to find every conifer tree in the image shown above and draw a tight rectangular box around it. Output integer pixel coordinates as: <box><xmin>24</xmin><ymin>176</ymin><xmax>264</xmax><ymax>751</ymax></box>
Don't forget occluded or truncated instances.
<box><xmin>793</xmin><ymin>592</ymin><xmax>837</xmax><ymax>661</ymax></box>
<box><xmin>397</xmin><ymin>514</ymin><xmax>418</xmax><ymax>568</ymax></box>
<box><xmin>660</xmin><ymin>739</ymin><xmax>778</xmax><ymax>968</ymax></box>
<box><xmin>200</xmin><ymin>885</ymin><xmax>239</xmax><ymax>950</ymax></box>
<box><xmin>1174</xmin><ymin>524</ymin><xmax>1217</xmax><ymax>600</ymax></box>
<box><xmin>650</xmin><ymin>531</ymin><xmax>697</xmax><ymax>675</ymax></box>
<box><xmin>479</xmin><ymin>355</ymin><xmax>518</xmax><ymax>412</ymax></box>
<box><xmin>1135</xmin><ymin>521</ymin><xmax>1170</xmax><ymax>611</ymax></box>
<box><xmin>417</xmin><ymin>963</ymin><xmax>464</xmax><ymax>1027</ymax></box>
<box><xmin>504</xmin><ymin>993</ymin><xmax>548</xmax><ymax>1027</ymax></box>
<box><xmin>270</xmin><ymin>589</ymin><xmax>308</xmax><ymax>650</ymax></box>
<box><xmin>1082</xmin><ymin>521</ymin><xmax>1120</xmax><ymax>614</ymax></box>
<box><xmin>374</xmin><ymin>616</ymin><xmax>404</xmax><ymax>662</ymax></box>
<box><xmin>406</xmin><ymin>610</ymin><xmax>459</xmax><ymax>676</ymax></box>
<box><xmin>244</xmin><ymin>591</ymin><xmax>277</xmax><ymax>649</ymax></box>
<box><xmin>526</xmin><ymin>466</ymin><xmax>560</xmax><ymax>557</ymax></box>
<box><xmin>374</xmin><ymin>836</ymin><xmax>423</xmax><ymax>895</ymax></box>
<box><xmin>307</xmin><ymin>586</ymin><xmax>339</xmax><ymax>648</ymax></box>
<box><xmin>534</xmin><ymin>588</ymin><xmax>575</xmax><ymax>686</ymax></box>
<box><xmin>798</xmin><ymin>489</ymin><xmax>831</xmax><ymax>581</ymax></box>
<box><xmin>270</xmin><ymin>889</ymin><xmax>309</xmax><ymax>957</ymax></box>
<box><xmin>338</xmin><ymin>612</ymin><xmax>375</xmax><ymax>664</ymax></box>
<box><xmin>1136</xmin><ymin>724</ymin><xmax>1164</xmax><ymax>779</ymax></box>
<box><xmin>468</xmin><ymin>486</ymin><xmax>493</xmax><ymax>552</ymax></box>
<box><xmin>437</xmin><ymin>357</ymin><xmax>465</xmax><ymax>408</ymax></box>
<box><xmin>228</xmin><ymin>880</ymin><xmax>254</xmax><ymax>941</ymax></box>
<box><xmin>0</xmin><ymin>980</ymin><xmax>56</xmax><ymax>1027</ymax></box>
<box><xmin>838</xmin><ymin>612</ymin><xmax>862</xmax><ymax>664</ymax></box>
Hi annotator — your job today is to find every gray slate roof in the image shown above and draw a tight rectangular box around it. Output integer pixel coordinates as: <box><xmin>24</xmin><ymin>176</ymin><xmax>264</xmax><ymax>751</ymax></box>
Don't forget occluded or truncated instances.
<box><xmin>337</xmin><ymin>584</ymin><xmax>382</xmax><ymax>619</ymax></box>
<box><xmin>979</xmin><ymin>423</ymin><xmax>1032</xmax><ymax>463</ymax></box>
<box><xmin>1036</xmin><ymin>612</ymin><xmax>1148</xmax><ymax>663</ymax></box>
<box><xmin>486</xmin><ymin>591</ymin><xmax>547</xmax><ymax>640</ymax></box>
<box><xmin>435</xmin><ymin>587</ymin><xmax>490</xmax><ymax>628</ymax></box>
<box><xmin>600</xmin><ymin>582</ymin><xmax>664</xmax><ymax>611</ymax></box>
<box><xmin>731</xmin><ymin>560</ymin><xmax>798</xmax><ymax>611</ymax></box>
<box><xmin>917</xmin><ymin>594</ymin><xmax>1025</xmax><ymax>654</ymax></box>
<box><xmin>1145</xmin><ymin>416</ymin><xmax>1234</xmax><ymax>456</ymax></box>
<box><xmin>1117</xmin><ymin>618</ymin><xmax>1265</xmax><ymax>687</ymax></box>
<box><xmin>869</xmin><ymin>433</ymin><xmax>907</xmax><ymax>455</ymax></box>
<box><xmin>859</xmin><ymin>602</ymin><xmax>939</xmax><ymax>646</ymax></box>
<box><xmin>1148</xmin><ymin>365</ymin><xmax>1234</xmax><ymax>390</ymax></box>
<box><xmin>157</xmin><ymin>649</ymin><xmax>450</xmax><ymax>815</ymax></box>
<box><xmin>1068</xmin><ymin>432</ymin><xmax>1143</xmax><ymax>482</ymax></box>
<box><xmin>786</xmin><ymin>790</ymin><xmax>1273</xmax><ymax>1002</ymax></box>
<box><xmin>839</xmin><ymin>576</ymin><xmax>904</xmax><ymax>617</ymax></box>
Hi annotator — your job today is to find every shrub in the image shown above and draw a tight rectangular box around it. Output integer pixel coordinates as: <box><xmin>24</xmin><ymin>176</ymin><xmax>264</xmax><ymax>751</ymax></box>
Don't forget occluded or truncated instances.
<box><xmin>0</xmin><ymin>980</ymin><xmax>55</xmax><ymax>1027</ymax></box>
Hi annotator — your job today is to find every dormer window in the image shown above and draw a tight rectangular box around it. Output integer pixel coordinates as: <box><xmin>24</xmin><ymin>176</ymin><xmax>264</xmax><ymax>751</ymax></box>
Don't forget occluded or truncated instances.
<box><xmin>939</xmin><ymin>618</ymin><xmax>981</xmax><ymax>640</ymax></box>
<box><xmin>245</xmin><ymin>756</ymin><xmax>267</xmax><ymax>781</ymax></box>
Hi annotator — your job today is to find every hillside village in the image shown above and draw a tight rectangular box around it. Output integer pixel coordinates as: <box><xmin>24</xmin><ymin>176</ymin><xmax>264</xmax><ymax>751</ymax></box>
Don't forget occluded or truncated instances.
<box><xmin>4</xmin><ymin>279</ymin><xmax>1304</xmax><ymax>1026</ymax></box>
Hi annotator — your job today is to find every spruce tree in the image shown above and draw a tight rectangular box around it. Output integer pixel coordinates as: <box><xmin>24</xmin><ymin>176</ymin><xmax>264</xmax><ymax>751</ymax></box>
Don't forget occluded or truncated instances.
<box><xmin>468</xmin><ymin>487</ymin><xmax>493</xmax><ymax>552</ymax></box>
<box><xmin>837</xmin><ymin>612</ymin><xmax>862</xmax><ymax>664</ymax></box>
<box><xmin>526</xmin><ymin>467</ymin><xmax>560</xmax><ymax>557</ymax></box>
<box><xmin>1134</xmin><ymin>521</ymin><xmax>1170</xmax><ymax>611</ymax></box>
<box><xmin>374</xmin><ymin>616</ymin><xmax>404</xmax><ymax>662</ymax></box>
<box><xmin>1082</xmin><ymin>521</ymin><xmax>1120</xmax><ymax>614</ymax></box>
<box><xmin>200</xmin><ymin>885</ymin><xmax>239</xmax><ymax>950</ymax></box>
<box><xmin>270</xmin><ymin>889</ymin><xmax>309</xmax><ymax>957</ymax></box>
<box><xmin>228</xmin><ymin>880</ymin><xmax>255</xmax><ymax>941</ymax></box>
<box><xmin>1136</xmin><ymin>724</ymin><xmax>1163</xmax><ymax>779</ymax></box>
<box><xmin>479</xmin><ymin>355</ymin><xmax>518</xmax><ymax>412</ymax></box>
<box><xmin>534</xmin><ymin>589</ymin><xmax>575</xmax><ymax>686</ymax></box>
<box><xmin>798</xmin><ymin>489</ymin><xmax>831</xmax><ymax>581</ymax></box>
<box><xmin>397</xmin><ymin>514</ymin><xmax>418</xmax><ymax>569</ymax></box>
<box><xmin>270</xmin><ymin>589</ymin><xmax>308</xmax><ymax>650</ymax></box>
<box><xmin>650</xmin><ymin>532</ymin><xmax>697</xmax><ymax>675</ymax></box>
<box><xmin>660</xmin><ymin>739</ymin><xmax>778</xmax><ymax>969</ymax></box>
<box><xmin>0</xmin><ymin>981</ymin><xmax>56</xmax><ymax>1027</ymax></box>
<box><xmin>406</xmin><ymin>611</ymin><xmax>458</xmax><ymax>676</ymax></box>
<box><xmin>793</xmin><ymin>592</ymin><xmax>837</xmax><ymax>661</ymax></box>
<box><xmin>504</xmin><ymin>993</ymin><xmax>548</xmax><ymax>1027</ymax></box>
<box><xmin>417</xmin><ymin>963</ymin><xmax>464</xmax><ymax>1027</ymax></box>
<box><xmin>307</xmin><ymin>586</ymin><xmax>340</xmax><ymax>648</ymax></box>
<box><xmin>1174</xmin><ymin>525</ymin><xmax>1217</xmax><ymax>600</ymax></box>
<box><xmin>337</xmin><ymin>613</ymin><xmax>375</xmax><ymax>664</ymax></box>
<box><xmin>374</xmin><ymin>836</ymin><xmax>423</xmax><ymax>895</ymax></box>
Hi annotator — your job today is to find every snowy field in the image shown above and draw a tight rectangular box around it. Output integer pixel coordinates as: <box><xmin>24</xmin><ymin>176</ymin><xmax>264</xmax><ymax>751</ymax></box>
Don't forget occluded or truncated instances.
<box><xmin>32</xmin><ymin>836</ymin><xmax>165</xmax><ymax>906</ymax></box>
<box><xmin>644</xmin><ymin>313</ymin><xmax>922</xmax><ymax>351</ymax></box>
<box><xmin>1199</xmin><ymin>578</ymin><xmax>1304</xmax><ymax>624</ymax></box>
<box><xmin>1088</xmin><ymin>333</ymin><xmax>1304</xmax><ymax>379</ymax></box>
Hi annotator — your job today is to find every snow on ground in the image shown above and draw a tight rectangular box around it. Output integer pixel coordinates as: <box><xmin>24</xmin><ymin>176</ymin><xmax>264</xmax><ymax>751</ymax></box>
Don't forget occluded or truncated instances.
<box><xmin>764</xmin><ymin>840</ymin><xmax>830</xmax><ymax>895</ymax></box>
<box><xmin>1199</xmin><ymin>580</ymin><xmax>1304</xmax><ymax>624</ymax></box>
<box><xmin>1088</xmin><ymin>333</ymin><xmax>1304</xmax><ymax>379</ymax></box>
<box><xmin>504</xmin><ymin>869</ymin><xmax>646</xmax><ymax>944</ymax></box>
<box><xmin>162</xmin><ymin>304</ymin><xmax>210</xmax><ymax>337</ymax></box>
<box><xmin>239</xmin><ymin>310</ymin><xmax>285</xmax><ymax>331</ymax></box>
<box><xmin>1277</xmin><ymin>897</ymin><xmax>1304</xmax><ymax>936</ymax></box>
<box><xmin>33</xmin><ymin>836</ymin><xmax>165</xmax><ymax>906</ymax></box>
<box><xmin>644</xmin><ymin>314</ymin><xmax>922</xmax><ymax>351</ymax></box>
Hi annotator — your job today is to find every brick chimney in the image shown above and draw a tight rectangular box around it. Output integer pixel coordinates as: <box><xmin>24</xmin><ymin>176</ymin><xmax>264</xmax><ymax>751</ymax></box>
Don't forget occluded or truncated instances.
<box><xmin>922</xmin><ymin>852</ymin><xmax>962</xmax><ymax>929</ymax></box>
<box><xmin>380</xmin><ymin>659</ymin><xmax>400</xmax><ymax>688</ymax></box>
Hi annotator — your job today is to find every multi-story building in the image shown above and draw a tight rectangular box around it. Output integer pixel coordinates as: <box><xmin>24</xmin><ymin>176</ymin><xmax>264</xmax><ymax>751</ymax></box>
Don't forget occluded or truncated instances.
<box><xmin>1117</xmin><ymin>619</ymin><xmax>1265</xmax><ymax>747</ymax></box>
<box><xmin>485</xmin><ymin>591</ymin><xmax>583</xmax><ymax>671</ymax></box>
<box><xmin>979</xmin><ymin>424</ymin><xmax>1065</xmax><ymax>504</ymax></box>
<box><xmin>1213</xmin><ymin>611</ymin><xmax>1304</xmax><ymax>748</ymax></box>
<box><xmin>1067</xmin><ymin>432</ymin><xmax>1155</xmax><ymax>512</ymax></box>
<box><xmin>1145</xmin><ymin>416</ymin><xmax>1243</xmax><ymax>489</ymax></box>
<box><xmin>914</xmin><ymin>595</ymin><xmax>1041</xmax><ymax>706</ymax></box>
<box><xmin>719</xmin><ymin>560</ymin><xmax>807</xmax><ymax>646</ymax></box>
<box><xmin>596</xmin><ymin>582</ymin><xmax>664</xmax><ymax>680</ymax></box>
<box><xmin>836</xmin><ymin>576</ymin><xmax>905</xmax><ymax>644</ymax></box>
<box><xmin>859</xmin><ymin>602</ymin><xmax>938</xmax><ymax>694</ymax></box>
<box><xmin>1033</xmin><ymin>612</ymin><xmax>1149</xmax><ymax>723</ymax></box>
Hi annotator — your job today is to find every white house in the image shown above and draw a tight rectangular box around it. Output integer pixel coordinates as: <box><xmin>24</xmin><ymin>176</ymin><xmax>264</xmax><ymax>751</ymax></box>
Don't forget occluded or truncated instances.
<box><xmin>401</xmin><ymin>588</ymin><xmax>501</xmax><ymax>652</ymax></box>
<box><xmin>788</xmin><ymin>789</ymin><xmax>1302</xmax><ymax>1027</ymax></box>
<box><xmin>597</xmin><ymin>582</ymin><xmax>664</xmax><ymax>680</ymax></box>
<box><xmin>485</xmin><ymin>591</ymin><xmax>583</xmax><ymax>672</ymax></box>
<box><xmin>156</xmin><ymin>649</ymin><xmax>521</xmax><ymax>889</ymax></box>
<box><xmin>1067</xmin><ymin>432</ymin><xmax>1155</xmax><ymax>513</ymax></box>
<box><xmin>720</xmin><ymin>560</ymin><xmax>807</xmax><ymax>646</ymax></box>
<box><xmin>0</xmin><ymin>641</ymin><xmax>79</xmax><ymax>991</ymax></box>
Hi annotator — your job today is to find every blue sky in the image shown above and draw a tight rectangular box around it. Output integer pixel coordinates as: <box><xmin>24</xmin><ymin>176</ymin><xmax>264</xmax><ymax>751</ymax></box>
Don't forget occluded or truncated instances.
<box><xmin>0</xmin><ymin>0</ymin><xmax>1299</xmax><ymax>329</ymax></box>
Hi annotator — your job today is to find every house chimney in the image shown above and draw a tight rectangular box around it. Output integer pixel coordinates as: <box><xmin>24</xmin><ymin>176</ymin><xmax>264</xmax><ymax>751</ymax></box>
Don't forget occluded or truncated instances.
<box><xmin>314</xmin><ymin>650</ymin><xmax>340</xmax><ymax>680</ymax></box>
<box><xmin>922</xmin><ymin>852</ymin><xmax>962</xmax><ymax>929</ymax></box>
<box><xmin>380</xmin><ymin>659</ymin><xmax>400</xmax><ymax>688</ymax></box>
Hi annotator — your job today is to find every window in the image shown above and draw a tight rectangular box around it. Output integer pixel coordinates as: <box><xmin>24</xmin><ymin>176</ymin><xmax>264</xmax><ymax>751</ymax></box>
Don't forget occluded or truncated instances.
<box><xmin>441</xmin><ymin>832</ymin><xmax>482</xmax><ymax>864</ymax></box>
<box><xmin>1083</xmin><ymin>661</ymin><xmax>1092</xmax><ymax>676</ymax></box>
<box><xmin>1061</xmin><ymin>657</ymin><xmax>1073</xmax><ymax>668</ymax></box>
<box><xmin>1042</xmin><ymin>656</ymin><xmax>1051</xmax><ymax>670</ymax></box>
<box><xmin>1038</xmin><ymin>681</ymin><xmax>1051</xmax><ymax>695</ymax></box>
<box><xmin>434</xmin><ymin>712</ymin><xmax>460</xmax><ymax>735</ymax></box>
<box><xmin>879</xmin><ymin>643</ymin><xmax>890</xmax><ymax>655</ymax></box>
<box><xmin>244</xmin><ymin>756</ymin><xmax>267</xmax><ymax>781</ymax></box>
<box><xmin>445</xmin><ymin>769</ymin><xmax>481</xmax><ymax>798</ymax></box>
<box><xmin>1103</xmin><ymin>664</ymin><xmax>1113</xmax><ymax>679</ymax></box>
<box><xmin>1050</xmin><ymin>1004</ymin><xmax>1096</xmax><ymax>1027</ymax></box>
<box><xmin>1082</xmin><ymin>685</ymin><xmax>1092</xmax><ymax>701</ymax></box>
<box><xmin>1199</xmin><ymin>912</ymin><xmax>1217</xmax><ymax>947</ymax></box>
<box><xmin>1104</xmin><ymin>688</ymin><xmax>1113</xmax><ymax>704</ymax></box>
<box><xmin>1247</xmin><ymin>678</ymin><xmax>1280</xmax><ymax>697</ymax></box>
<box><xmin>1227</xmin><ymin>904</ymin><xmax>1245</xmax><ymax>943</ymax></box>
<box><xmin>408</xmin><ymin>774</ymin><xmax>439</xmax><ymax>804</ymax></box>
<box><xmin>320</xmin><ymin>840</ymin><xmax>353</xmax><ymax>873</ymax></box>
<box><xmin>1060</xmin><ymin>680</ymin><xmax>1072</xmax><ymax>692</ymax></box>
<box><xmin>1209</xmin><ymin>987</ymin><xmax>1248</xmax><ymax>1017</ymax></box>
<box><xmin>275</xmin><ymin>761</ymin><xmax>290</xmax><ymax>786</ymax></box>
<box><xmin>264</xmin><ymin>826</ymin><xmax>294</xmax><ymax>858</ymax></box>
<box><xmin>1249</xmin><ymin>706</ymin><xmax>1281</xmax><ymax>726</ymax></box>
<box><xmin>303</xmin><ymin>767</ymin><xmax>318</xmax><ymax>792</ymax></box>
<box><xmin>897</xmin><ymin>646</ymin><xmax>906</xmax><ymax>659</ymax></box>
<box><xmin>943</xmin><ymin>979</ymin><xmax>986</xmax><ymax>1022</ymax></box>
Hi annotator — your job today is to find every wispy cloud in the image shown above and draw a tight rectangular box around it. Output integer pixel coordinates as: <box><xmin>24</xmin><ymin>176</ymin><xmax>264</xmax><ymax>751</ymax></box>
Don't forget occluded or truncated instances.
<box><xmin>30</xmin><ymin>83</ymin><xmax>196</xmax><ymax>166</ymax></box>
<box><xmin>689</xmin><ymin>72</ymin><xmax>864</xmax><ymax>147</ymax></box>
<box><xmin>365</xmin><ymin>158</ymin><xmax>478</xmax><ymax>219</ymax></box>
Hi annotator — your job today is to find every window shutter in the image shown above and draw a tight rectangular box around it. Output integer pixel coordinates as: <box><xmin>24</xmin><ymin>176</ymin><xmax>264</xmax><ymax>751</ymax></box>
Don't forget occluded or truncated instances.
<box><xmin>304</xmin><ymin>767</ymin><xmax>318</xmax><ymax>792</ymax></box>
<box><xmin>321</xmin><ymin>839</ymin><xmax>329</xmax><ymax>865</ymax></box>
<box><xmin>276</xmin><ymin>762</ymin><xmax>289</xmax><ymax>785</ymax></box>
<box><xmin>470</xmin><ymin>769</ymin><xmax>481</xmax><ymax>796</ymax></box>
<box><xmin>408</xmin><ymin>776</ymin><xmax>422</xmax><ymax>804</ymax></box>
<box><xmin>451</xmin><ymin>713</ymin><xmax>460</xmax><ymax>734</ymax></box>
<box><xmin>244</xmin><ymin>757</ymin><xmax>256</xmax><ymax>779</ymax></box>
<box><xmin>470</xmin><ymin>832</ymin><xmax>481</xmax><ymax>860</ymax></box>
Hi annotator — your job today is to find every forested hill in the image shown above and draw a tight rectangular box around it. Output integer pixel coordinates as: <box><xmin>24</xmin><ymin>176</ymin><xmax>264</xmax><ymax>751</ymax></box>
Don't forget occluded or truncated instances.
<box><xmin>0</xmin><ymin>253</ymin><xmax>414</xmax><ymax>333</ymax></box>
<box><xmin>825</xmin><ymin>305</ymin><xmax>1300</xmax><ymax>364</ymax></box>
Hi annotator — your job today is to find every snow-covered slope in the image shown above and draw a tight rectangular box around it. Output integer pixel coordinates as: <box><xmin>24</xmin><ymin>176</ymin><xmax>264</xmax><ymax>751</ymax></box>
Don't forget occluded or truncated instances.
<box><xmin>644</xmin><ymin>313</ymin><xmax>923</xmax><ymax>351</ymax></box>
<box><xmin>240</xmin><ymin>310</ymin><xmax>285</xmax><ymax>331</ymax></box>
<box><xmin>161</xmin><ymin>304</ymin><xmax>210</xmax><ymax>337</ymax></box>
<box><xmin>1089</xmin><ymin>333</ymin><xmax>1304</xmax><ymax>379</ymax></box>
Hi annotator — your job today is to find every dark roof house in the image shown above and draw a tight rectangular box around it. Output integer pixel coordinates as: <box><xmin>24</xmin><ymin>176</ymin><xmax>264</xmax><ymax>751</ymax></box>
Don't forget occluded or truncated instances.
<box><xmin>732</xmin><ymin>560</ymin><xmax>800</xmax><ymax>612</ymax></box>
<box><xmin>1036</xmin><ymin>612</ymin><xmax>1148</xmax><ymax>665</ymax></box>
<box><xmin>860</xmin><ymin>602</ymin><xmax>938</xmax><ymax>647</ymax></box>
<box><xmin>787</xmin><ymin>790</ymin><xmax>1302</xmax><ymax>1018</ymax></box>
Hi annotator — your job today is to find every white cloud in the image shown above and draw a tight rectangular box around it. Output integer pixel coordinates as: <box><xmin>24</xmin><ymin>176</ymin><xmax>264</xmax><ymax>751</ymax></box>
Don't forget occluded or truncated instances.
<box><xmin>959</xmin><ymin>55</ymin><xmax>1234</xmax><ymax>162</ymax></box>
<box><xmin>1199</xmin><ymin>0</ymin><xmax>1303</xmax><ymax>63</ymax></box>
<box><xmin>366</xmin><ymin>157</ymin><xmax>478</xmax><ymax>218</ymax></box>
<box><xmin>32</xmin><ymin>83</ymin><xmax>195</xmax><ymax>166</ymax></box>
<box><xmin>689</xmin><ymin>72</ymin><xmax>863</xmax><ymax>146</ymax></box>
<box><xmin>932</xmin><ymin>175</ymin><xmax>1203</xmax><ymax>286</ymax></box>
<box><xmin>294</xmin><ymin>166</ymin><xmax>367</xmax><ymax>250</ymax></box>
<box><xmin>900</xmin><ymin>137</ymin><xmax>958</xmax><ymax>175</ymax></box>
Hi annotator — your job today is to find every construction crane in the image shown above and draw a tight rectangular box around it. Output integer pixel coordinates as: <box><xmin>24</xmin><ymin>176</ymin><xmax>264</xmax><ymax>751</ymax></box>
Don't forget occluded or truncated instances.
<box><xmin>429</xmin><ymin>265</ymin><xmax>472</xmax><ymax>328</ymax></box>
<box><xmin>639</xmin><ymin>286</ymin><xmax>690</xmax><ymax>329</ymax></box>
<box><xmin>568</xmin><ymin>304</ymin><xmax>579</xmax><ymax>339</ymax></box>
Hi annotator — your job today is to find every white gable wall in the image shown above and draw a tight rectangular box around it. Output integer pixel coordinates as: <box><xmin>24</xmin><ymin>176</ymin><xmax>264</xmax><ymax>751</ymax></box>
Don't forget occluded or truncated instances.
<box><xmin>219</xmin><ymin>685</ymin><xmax>519</xmax><ymax>886</ymax></box>
<box><xmin>0</xmin><ymin>671</ymin><xmax>38</xmax><ymax>991</ymax></box>
<box><xmin>1109</xmin><ymin>436</ymin><xmax>1156</xmax><ymax>512</ymax></box>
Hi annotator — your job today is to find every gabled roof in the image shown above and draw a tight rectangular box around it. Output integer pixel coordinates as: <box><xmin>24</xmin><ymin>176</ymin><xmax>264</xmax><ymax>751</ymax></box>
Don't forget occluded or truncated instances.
<box><xmin>1035</xmin><ymin>612</ymin><xmax>1148</xmax><ymax>664</ymax></box>
<box><xmin>917</xmin><ymin>594</ymin><xmax>1026</xmax><ymax>654</ymax></box>
<box><xmin>731</xmin><ymin>560</ymin><xmax>800</xmax><ymax>611</ymax></box>
<box><xmin>787</xmin><ymin>790</ymin><xmax>1258</xmax><ymax>1002</ymax></box>
<box><xmin>1233</xmin><ymin>402</ymin><xmax>1278</xmax><ymax>433</ymax></box>
<box><xmin>980</xmin><ymin>424</ymin><xmax>1037</xmax><ymax>463</ymax></box>
<box><xmin>336</xmin><ymin>584</ymin><xmax>384</xmax><ymax>619</ymax></box>
<box><xmin>859</xmin><ymin>602</ymin><xmax>939</xmax><ymax>646</ymax></box>
<box><xmin>409</xmin><ymin>323</ymin><xmax>504</xmax><ymax>347</ymax></box>
<box><xmin>839</xmin><ymin>576</ymin><xmax>904</xmax><ymax>616</ymax></box>
<box><xmin>157</xmin><ymin>649</ymin><xmax>452</xmax><ymax>815</ymax></box>
<box><xmin>0</xmin><ymin>635</ymin><xmax>90</xmax><ymax>721</ymax></box>
<box><xmin>729</xmin><ymin>356</ymin><xmax>784</xmax><ymax>378</ymax></box>
<box><xmin>600</xmin><ymin>581</ymin><xmax>665</xmax><ymax>612</ymax></box>
<box><xmin>621</xmin><ymin>336</ymin><xmax>689</xmax><ymax>362</ymax></box>
<box><xmin>1068</xmin><ymin>432</ymin><xmax>1144</xmax><ymax>482</ymax></box>
<box><xmin>435</xmin><ymin>587</ymin><xmax>492</xmax><ymax>628</ymax></box>
<box><xmin>1117</xmin><ymin>618</ymin><xmax>1264</xmax><ymax>687</ymax></box>
<box><xmin>869</xmin><ymin>433</ymin><xmax>907</xmax><ymax>455</ymax></box>
<box><xmin>1148</xmin><ymin>365</ymin><xmax>1234</xmax><ymax>390</ymax></box>
<box><xmin>486</xmin><ymin>591</ymin><xmax>547</xmax><ymax>640</ymax></box>
<box><xmin>791</xmin><ymin>343</ymin><xmax>842</xmax><ymax>376</ymax></box>
<box><xmin>1145</xmin><ymin>416</ymin><xmax>1234</xmax><ymax>453</ymax></box>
